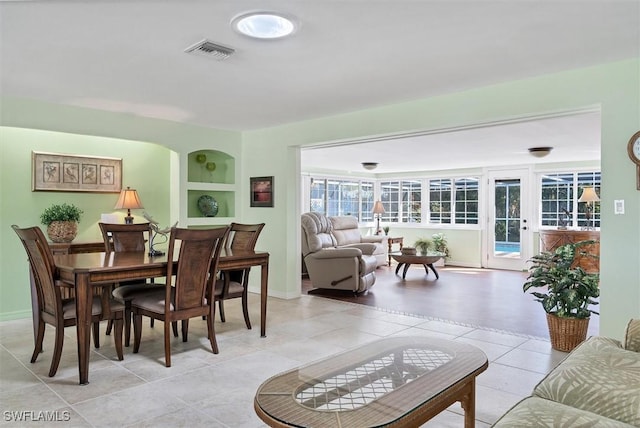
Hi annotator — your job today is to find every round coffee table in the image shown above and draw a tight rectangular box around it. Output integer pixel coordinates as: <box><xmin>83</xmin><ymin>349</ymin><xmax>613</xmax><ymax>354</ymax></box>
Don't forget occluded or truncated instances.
<box><xmin>390</xmin><ymin>252</ymin><xmax>444</xmax><ymax>279</ymax></box>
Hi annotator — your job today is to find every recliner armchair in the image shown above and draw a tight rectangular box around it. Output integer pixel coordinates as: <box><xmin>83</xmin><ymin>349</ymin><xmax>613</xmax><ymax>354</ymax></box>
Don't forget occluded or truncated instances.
<box><xmin>301</xmin><ymin>212</ymin><xmax>376</xmax><ymax>293</ymax></box>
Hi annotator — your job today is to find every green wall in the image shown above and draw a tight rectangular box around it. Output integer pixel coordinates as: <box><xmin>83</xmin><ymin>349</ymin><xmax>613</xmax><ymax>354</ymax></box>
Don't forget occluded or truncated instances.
<box><xmin>1</xmin><ymin>58</ymin><xmax>638</xmax><ymax>339</ymax></box>
<box><xmin>0</xmin><ymin>127</ymin><xmax>173</xmax><ymax>319</ymax></box>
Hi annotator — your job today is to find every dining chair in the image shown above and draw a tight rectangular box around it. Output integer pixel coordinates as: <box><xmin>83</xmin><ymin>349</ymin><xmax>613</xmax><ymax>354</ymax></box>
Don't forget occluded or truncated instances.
<box><xmin>99</xmin><ymin>222</ymin><xmax>166</xmax><ymax>347</ymax></box>
<box><xmin>214</xmin><ymin>222</ymin><xmax>265</xmax><ymax>329</ymax></box>
<box><xmin>131</xmin><ymin>226</ymin><xmax>230</xmax><ymax>367</ymax></box>
<box><xmin>12</xmin><ymin>225</ymin><xmax>124</xmax><ymax>377</ymax></box>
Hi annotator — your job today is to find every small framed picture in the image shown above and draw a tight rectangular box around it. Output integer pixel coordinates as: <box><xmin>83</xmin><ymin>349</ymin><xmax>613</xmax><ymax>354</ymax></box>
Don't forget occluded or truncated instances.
<box><xmin>250</xmin><ymin>176</ymin><xmax>274</xmax><ymax>207</ymax></box>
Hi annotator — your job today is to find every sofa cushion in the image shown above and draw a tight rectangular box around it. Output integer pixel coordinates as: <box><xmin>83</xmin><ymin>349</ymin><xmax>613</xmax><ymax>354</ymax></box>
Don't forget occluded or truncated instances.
<box><xmin>624</xmin><ymin>319</ymin><xmax>640</xmax><ymax>352</ymax></box>
<box><xmin>493</xmin><ymin>396</ymin><xmax>636</xmax><ymax>427</ymax></box>
<box><xmin>533</xmin><ymin>337</ymin><xmax>640</xmax><ymax>426</ymax></box>
<box><xmin>330</xmin><ymin>216</ymin><xmax>363</xmax><ymax>246</ymax></box>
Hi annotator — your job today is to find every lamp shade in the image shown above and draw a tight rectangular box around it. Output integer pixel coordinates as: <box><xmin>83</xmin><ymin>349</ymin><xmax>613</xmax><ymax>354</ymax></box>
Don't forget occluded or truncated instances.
<box><xmin>114</xmin><ymin>187</ymin><xmax>144</xmax><ymax>209</ymax></box>
<box><xmin>578</xmin><ymin>187</ymin><xmax>600</xmax><ymax>203</ymax></box>
<box><xmin>372</xmin><ymin>201</ymin><xmax>385</xmax><ymax>214</ymax></box>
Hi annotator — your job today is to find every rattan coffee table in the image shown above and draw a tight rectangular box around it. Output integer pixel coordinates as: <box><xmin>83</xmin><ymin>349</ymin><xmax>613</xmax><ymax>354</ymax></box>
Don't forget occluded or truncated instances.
<box><xmin>254</xmin><ymin>336</ymin><xmax>488</xmax><ymax>427</ymax></box>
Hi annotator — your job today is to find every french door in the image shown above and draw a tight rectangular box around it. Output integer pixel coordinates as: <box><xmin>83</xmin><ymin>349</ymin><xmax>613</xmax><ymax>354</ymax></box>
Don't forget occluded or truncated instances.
<box><xmin>486</xmin><ymin>169</ymin><xmax>532</xmax><ymax>271</ymax></box>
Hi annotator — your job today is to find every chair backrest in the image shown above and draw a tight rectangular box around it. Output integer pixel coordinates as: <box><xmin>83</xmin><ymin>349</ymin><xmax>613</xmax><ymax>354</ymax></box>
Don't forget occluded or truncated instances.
<box><xmin>227</xmin><ymin>223</ymin><xmax>265</xmax><ymax>251</ymax></box>
<box><xmin>301</xmin><ymin>212</ymin><xmax>337</xmax><ymax>256</ymax></box>
<box><xmin>165</xmin><ymin>226</ymin><xmax>229</xmax><ymax>312</ymax></box>
<box><xmin>330</xmin><ymin>216</ymin><xmax>362</xmax><ymax>246</ymax></box>
<box><xmin>99</xmin><ymin>222</ymin><xmax>151</xmax><ymax>252</ymax></box>
<box><xmin>12</xmin><ymin>225</ymin><xmax>60</xmax><ymax>316</ymax></box>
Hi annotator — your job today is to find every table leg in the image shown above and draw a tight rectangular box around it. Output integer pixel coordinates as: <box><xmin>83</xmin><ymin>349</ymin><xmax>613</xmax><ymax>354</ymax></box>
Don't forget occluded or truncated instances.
<box><xmin>402</xmin><ymin>264</ymin><xmax>410</xmax><ymax>279</ymax></box>
<box><xmin>394</xmin><ymin>263</ymin><xmax>403</xmax><ymax>276</ymax></box>
<box><xmin>74</xmin><ymin>272</ymin><xmax>92</xmax><ymax>385</ymax></box>
<box><xmin>260</xmin><ymin>261</ymin><xmax>269</xmax><ymax>338</ymax></box>
<box><xmin>460</xmin><ymin>380</ymin><xmax>476</xmax><ymax>428</ymax></box>
<box><xmin>429</xmin><ymin>264</ymin><xmax>440</xmax><ymax>279</ymax></box>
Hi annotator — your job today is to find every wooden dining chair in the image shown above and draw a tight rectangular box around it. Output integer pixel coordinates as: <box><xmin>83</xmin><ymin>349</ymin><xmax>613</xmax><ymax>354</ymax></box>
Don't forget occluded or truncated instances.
<box><xmin>131</xmin><ymin>226</ymin><xmax>230</xmax><ymax>367</ymax></box>
<box><xmin>214</xmin><ymin>222</ymin><xmax>265</xmax><ymax>329</ymax></box>
<box><xmin>99</xmin><ymin>222</ymin><xmax>167</xmax><ymax>347</ymax></box>
<box><xmin>12</xmin><ymin>225</ymin><xmax>124</xmax><ymax>377</ymax></box>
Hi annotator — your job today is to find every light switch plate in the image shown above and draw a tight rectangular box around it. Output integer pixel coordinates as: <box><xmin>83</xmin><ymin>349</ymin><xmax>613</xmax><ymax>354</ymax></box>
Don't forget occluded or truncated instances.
<box><xmin>614</xmin><ymin>200</ymin><xmax>625</xmax><ymax>214</ymax></box>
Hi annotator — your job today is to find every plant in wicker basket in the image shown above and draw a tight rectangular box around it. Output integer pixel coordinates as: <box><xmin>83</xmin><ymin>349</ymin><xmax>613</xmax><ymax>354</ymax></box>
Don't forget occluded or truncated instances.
<box><xmin>40</xmin><ymin>203</ymin><xmax>83</xmax><ymax>243</ymax></box>
<box><xmin>523</xmin><ymin>240</ymin><xmax>600</xmax><ymax>351</ymax></box>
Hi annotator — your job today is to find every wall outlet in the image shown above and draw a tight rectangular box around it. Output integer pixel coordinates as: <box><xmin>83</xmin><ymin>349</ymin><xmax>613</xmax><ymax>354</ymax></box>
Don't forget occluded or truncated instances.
<box><xmin>614</xmin><ymin>200</ymin><xmax>625</xmax><ymax>215</ymax></box>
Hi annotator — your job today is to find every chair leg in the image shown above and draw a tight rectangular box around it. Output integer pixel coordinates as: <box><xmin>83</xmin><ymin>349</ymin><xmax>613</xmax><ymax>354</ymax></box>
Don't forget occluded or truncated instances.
<box><xmin>207</xmin><ymin>305</ymin><xmax>219</xmax><ymax>354</ymax></box>
<box><xmin>105</xmin><ymin>319</ymin><xmax>113</xmax><ymax>335</ymax></box>
<box><xmin>150</xmin><ymin>318</ymin><xmax>155</xmax><ymax>328</ymax></box>
<box><xmin>92</xmin><ymin>321</ymin><xmax>100</xmax><ymax>348</ymax></box>
<box><xmin>133</xmin><ymin>313</ymin><xmax>142</xmax><ymax>354</ymax></box>
<box><xmin>30</xmin><ymin>319</ymin><xmax>46</xmax><ymax>363</ymax></box>
<box><xmin>113</xmin><ymin>317</ymin><xmax>124</xmax><ymax>361</ymax></box>
<box><xmin>164</xmin><ymin>320</ymin><xmax>172</xmax><ymax>367</ymax></box>
<box><xmin>172</xmin><ymin>321</ymin><xmax>179</xmax><ymax>337</ymax></box>
<box><xmin>124</xmin><ymin>304</ymin><xmax>132</xmax><ymax>347</ymax></box>
<box><xmin>241</xmin><ymin>290</ymin><xmax>252</xmax><ymax>330</ymax></box>
<box><xmin>48</xmin><ymin>324</ymin><xmax>65</xmax><ymax>377</ymax></box>
<box><xmin>218</xmin><ymin>299</ymin><xmax>226</xmax><ymax>322</ymax></box>
<box><xmin>181</xmin><ymin>319</ymin><xmax>189</xmax><ymax>342</ymax></box>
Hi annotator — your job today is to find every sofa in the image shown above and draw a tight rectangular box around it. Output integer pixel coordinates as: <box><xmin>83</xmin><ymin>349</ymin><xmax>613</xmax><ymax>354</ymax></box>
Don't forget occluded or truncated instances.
<box><xmin>301</xmin><ymin>212</ymin><xmax>378</xmax><ymax>293</ymax></box>
<box><xmin>329</xmin><ymin>215</ymin><xmax>388</xmax><ymax>267</ymax></box>
<box><xmin>493</xmin><ymin>319</ymin><xmax>640</xmax><ymax>427</ymax></box>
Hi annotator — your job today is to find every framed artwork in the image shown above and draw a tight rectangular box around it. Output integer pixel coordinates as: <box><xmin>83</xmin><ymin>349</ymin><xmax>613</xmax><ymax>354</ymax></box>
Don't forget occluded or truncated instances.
<box><xmin>250</xmin><ymin>176</ymin><xmax>274</xmax><ymax>207</ymax></box>
<box><xmin>32</xmin><ymin>151</ymin><xmax>122</xmax><ymax>192</ymax></box>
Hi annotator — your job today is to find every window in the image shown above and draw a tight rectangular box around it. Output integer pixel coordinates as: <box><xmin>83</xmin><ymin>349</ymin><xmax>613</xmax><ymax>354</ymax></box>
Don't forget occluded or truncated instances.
<box><xmin>309</xmin><ymin>177</ymin><xmax>374</xmax><ymax>221</ymax></box>
<box><xmin>454</xmin><ymin>178</ymin><xmax>479</xmax><ymax>224</ymax></box>
<box><xmin>401</xmin><ymin>180</ymin><xmax>421</xmax><ymax>223</ymax></box>
<box><xmin>539</xmin><ymin>171</ymin><xmax>600</xmax><ymax>228</ymax></box>
<box><xmin>380</xmin><ymin>181</ymin><xmax>400</xmax><ymax>223</ymax></box>
<box><xmin>429</xmin><ymin>179</ymin><xmax>452</xmax><ymax>224</ymax></box>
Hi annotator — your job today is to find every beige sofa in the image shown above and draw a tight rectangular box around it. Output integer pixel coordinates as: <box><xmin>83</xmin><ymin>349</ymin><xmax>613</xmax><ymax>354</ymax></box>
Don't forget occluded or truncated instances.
<box><xmin>301</xmin><ymin>212</ymin><xmax>378</xmax><ymax>293</ymax></box>
<box><xmin>493</xmin><ymin>319</ymin><xmax>640</xmax><ymax>427</ymax></box>
<box><xmin>329</xmin><ymin>215</ymin><xmax>388</xmax><ymax>267</ymax></box>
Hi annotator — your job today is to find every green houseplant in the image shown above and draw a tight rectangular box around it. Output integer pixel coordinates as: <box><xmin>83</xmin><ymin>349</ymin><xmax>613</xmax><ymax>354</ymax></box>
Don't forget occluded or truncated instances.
<box><xmin>414</xmin><ymin>237</ymin><xmax>432</xmax><ymax>255</ymax></box>
<box><xmin>431</xmin><ymin>233</ymin><xmax>449</xmax><ymax>258</ymax></box>
<box><xmin>523</xmin><ymin>240</ymin><xmax>600</xmax><ymax>351</ymax></box>
<box><xmin>40</xmin><ymin>203</ymin><xmax>83</xmax><ymax>243</ymax></box>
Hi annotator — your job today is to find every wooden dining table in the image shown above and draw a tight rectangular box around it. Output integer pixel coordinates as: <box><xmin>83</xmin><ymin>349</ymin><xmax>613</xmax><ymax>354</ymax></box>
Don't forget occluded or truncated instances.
<box><xmin>53</xmin><ymin>248</ymin><xmax>269</xmax><ymax>385</ymax></box>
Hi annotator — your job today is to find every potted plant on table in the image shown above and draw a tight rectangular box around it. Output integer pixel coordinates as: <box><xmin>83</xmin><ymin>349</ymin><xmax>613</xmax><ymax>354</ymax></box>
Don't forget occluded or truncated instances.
<box><xmin>40</xmin><ymin>203</ymin><xmax>83</xmax><ymax>243</ymax></box>
<box><xmin>414</xmin><ymin>237</ymin><xmax>432</xmax><ymax>256</ymax></box>
<box><xmin>523</xmin><ymin>240</ymin><xmax>600</xmax><ymax>352</ymax></box>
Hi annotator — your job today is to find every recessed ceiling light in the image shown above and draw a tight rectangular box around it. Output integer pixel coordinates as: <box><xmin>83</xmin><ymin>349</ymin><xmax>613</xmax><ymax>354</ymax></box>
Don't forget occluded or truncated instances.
<box><xmin>232</xmin><ymin>12</ymin><xmax>297</xmax><ymax>39</ymax></box>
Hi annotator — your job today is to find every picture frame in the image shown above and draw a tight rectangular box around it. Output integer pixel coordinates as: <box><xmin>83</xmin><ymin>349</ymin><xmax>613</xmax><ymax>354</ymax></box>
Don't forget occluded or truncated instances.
<box><xmin>250</xmin><ymin>176</ymin><xmax>274</xmax><ymax>207</ymax></box>
<box><xmin>32</xmin><ymin>151</ymin><xmax>122</xmax><ymax>193</ymax></box>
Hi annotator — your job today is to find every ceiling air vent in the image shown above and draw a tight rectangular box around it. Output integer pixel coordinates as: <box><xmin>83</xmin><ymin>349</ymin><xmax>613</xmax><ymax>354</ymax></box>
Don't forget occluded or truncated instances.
<box><xmin>184</xmin><ymin>39</ymin><xmax>235</xmax><ymax>60</ymax></box>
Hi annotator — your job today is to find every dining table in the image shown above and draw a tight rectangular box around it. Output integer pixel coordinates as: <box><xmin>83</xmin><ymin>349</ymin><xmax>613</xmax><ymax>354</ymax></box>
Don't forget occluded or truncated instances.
<box><xmin>52</xmin><ymin>248</ymin><xmax>270</xmax><ymax>385</ymax></box>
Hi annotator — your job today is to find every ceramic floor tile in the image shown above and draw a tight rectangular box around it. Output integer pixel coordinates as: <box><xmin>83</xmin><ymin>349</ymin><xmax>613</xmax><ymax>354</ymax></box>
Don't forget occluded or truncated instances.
<box><xmin>0</xmin><ymin>294</ymin><xmax>564</xmax><ymax>428</ymax></box>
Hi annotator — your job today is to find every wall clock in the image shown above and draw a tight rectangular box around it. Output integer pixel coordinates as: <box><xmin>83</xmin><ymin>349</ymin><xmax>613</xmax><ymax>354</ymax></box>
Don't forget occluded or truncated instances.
<box><xmin>629</xmin><ymin>130</ymin><xmax>640</xmax><ymax>190</ymax></box>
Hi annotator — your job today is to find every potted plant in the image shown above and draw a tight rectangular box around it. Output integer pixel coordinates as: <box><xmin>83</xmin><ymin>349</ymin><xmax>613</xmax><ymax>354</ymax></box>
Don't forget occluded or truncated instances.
<box><xmin>382</xmin><ymin>226</ymin><xmax>390</xmax><ymax>236</ymax></box>
<box><xmin>414</xmin><ymin>237</ymin><xmax>432</xmax><ymax>256</ymax></box>
<box><xmin>40</xmin><ymin>203</ymin><xmax>83</xmax><ymax>243</ymax></box>
<box><xmin>523</xmin><ymin>240</ymin><xmax>600</xmax><ymax>352</ymax></box>
<box><xmin>431</xmin><ymin>233</ymin><xmax>449</xmax><ymax>265</ymax></box>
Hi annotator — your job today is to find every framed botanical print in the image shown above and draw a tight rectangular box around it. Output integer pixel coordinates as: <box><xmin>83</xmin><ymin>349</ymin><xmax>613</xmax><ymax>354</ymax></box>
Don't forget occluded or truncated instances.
<box><xmin>32</xmin><ymin>151</ymin><xmax>122</xmax><ymax>192</ymax></box>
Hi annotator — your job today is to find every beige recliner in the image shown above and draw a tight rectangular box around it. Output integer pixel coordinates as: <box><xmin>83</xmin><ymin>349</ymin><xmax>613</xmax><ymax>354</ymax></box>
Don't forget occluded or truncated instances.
<box><xmin>330</xmin><ymin>216</ymin><xmax>388</xmax><ymax>267</ymax></box>
<box><xmin>301</xmin><ymin>212</ymin><xmax>377</xmax><ymax>293</ymax></box>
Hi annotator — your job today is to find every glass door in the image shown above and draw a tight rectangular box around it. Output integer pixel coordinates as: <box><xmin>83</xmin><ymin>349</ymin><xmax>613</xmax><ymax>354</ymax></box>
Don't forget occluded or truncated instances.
<box><xmin>487</xmin><ymin>169</ymin><xmax>531</xmax><ymax>271</ymax></box>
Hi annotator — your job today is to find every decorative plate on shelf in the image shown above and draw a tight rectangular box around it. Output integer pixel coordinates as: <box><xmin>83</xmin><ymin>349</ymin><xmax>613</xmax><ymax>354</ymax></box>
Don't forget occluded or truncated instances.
<box><xmin>197</xmin><ymin>195</ymin><xmax>219</xmax><ymax>217</ymax></box>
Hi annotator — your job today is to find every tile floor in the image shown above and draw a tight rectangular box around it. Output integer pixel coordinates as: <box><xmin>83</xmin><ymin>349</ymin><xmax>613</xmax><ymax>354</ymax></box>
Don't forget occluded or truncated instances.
<box><xmin>0</xmin><ymin>293</ymin><xmax>568</xmax><ymax>427</ymax></box>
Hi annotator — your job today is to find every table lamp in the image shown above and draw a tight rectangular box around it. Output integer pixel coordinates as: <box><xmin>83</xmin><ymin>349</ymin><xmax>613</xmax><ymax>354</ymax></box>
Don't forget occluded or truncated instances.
<box><xmin>114</xmin><ymin>186</ymin><xmax>143</xmax><ymax>224</ymax></box>
<box><xmin>578</xmin><ymin>187</ymin><xmax>599</xmax><ymax>230</ymax></box>
<box><xmin>372</xmin><ymin>201</ymin><xmax>385</xmax><ymax>235</ymax></box>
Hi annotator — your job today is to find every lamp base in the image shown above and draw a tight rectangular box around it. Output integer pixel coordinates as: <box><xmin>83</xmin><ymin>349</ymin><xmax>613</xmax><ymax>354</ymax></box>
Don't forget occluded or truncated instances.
<box><xmin>124</xmin><ymin>215</ymin><xmax>134</xmax><ymax>224</ymax></box>
<box><xmin>148</xmin><ymin>248</ymin><xmax>165</xmax><ymax>257</ymax></box>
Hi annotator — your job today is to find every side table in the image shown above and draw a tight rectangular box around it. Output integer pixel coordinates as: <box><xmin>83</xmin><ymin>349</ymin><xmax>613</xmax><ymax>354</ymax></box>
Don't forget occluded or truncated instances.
<box><xmin>387</xmin><ymin>236</ymin><xmax>404</xmax><ymax>265</ymax></box>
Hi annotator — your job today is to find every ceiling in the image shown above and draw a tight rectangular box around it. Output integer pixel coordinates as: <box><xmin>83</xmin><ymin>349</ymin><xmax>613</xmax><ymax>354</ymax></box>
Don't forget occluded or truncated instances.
<box><xmin>1</xmin><ymin>1</ymin><xmax>637</xmax><ymax>172</ymax></box>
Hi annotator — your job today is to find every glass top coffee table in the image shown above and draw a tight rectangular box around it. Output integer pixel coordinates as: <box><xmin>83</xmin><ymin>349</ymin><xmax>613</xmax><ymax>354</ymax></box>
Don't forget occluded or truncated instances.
<box><xmin>254</xmin><ymin>336</ymin><xmax>488</xmax><ymax>427</ymax></box>
<box><xmin>390</xmin><ymin>251</ymin><xmax>445</xmax><ymax>279</ymax></box>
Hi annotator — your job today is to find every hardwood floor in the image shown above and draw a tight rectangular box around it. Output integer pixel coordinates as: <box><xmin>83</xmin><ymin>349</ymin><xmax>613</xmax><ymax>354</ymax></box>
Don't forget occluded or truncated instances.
<box><xmin>302</xmin><ymin>263</ymin><xmax>600</xmax><ymax>339</ymax></box>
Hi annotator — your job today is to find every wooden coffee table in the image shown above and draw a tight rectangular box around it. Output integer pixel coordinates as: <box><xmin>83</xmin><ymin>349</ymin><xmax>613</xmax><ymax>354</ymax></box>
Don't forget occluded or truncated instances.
<box><xmin>390</xmin><ymin>252</ymin><xmax>445</xmax><ymax>279</ymax></box>
<box><xmin>254</xmin><ymin>336</ymin><xmax>488</xmax><ymax>428</ymax></box>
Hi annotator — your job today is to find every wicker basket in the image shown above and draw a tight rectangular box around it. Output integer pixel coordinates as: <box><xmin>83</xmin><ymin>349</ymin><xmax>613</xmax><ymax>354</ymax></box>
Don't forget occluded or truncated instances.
<box><xmin>47</xmin><ymin>221</ymin><xmax>78</xmax><ymax>243</ymax></box>
<box><xmin>546</xmin><ymin>313</ymin><xmax>589</xmax><ymax>352</ymax></box>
